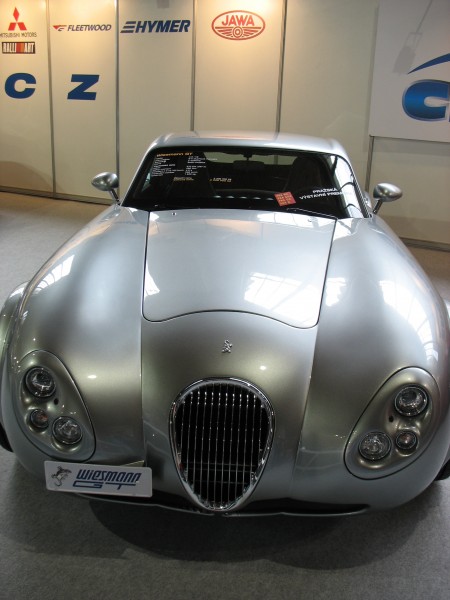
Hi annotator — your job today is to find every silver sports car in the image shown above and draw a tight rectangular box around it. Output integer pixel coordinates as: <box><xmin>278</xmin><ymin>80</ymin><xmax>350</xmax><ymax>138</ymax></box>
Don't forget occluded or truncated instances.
<box><xmin>1</xmin><ymin>132</ymin><xmax>449</xmax><ymax>516</ymax></box>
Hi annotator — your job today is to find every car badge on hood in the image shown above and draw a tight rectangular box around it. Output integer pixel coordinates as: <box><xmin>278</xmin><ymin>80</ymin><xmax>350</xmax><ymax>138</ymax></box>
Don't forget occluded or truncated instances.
<box><xmin>222</xmin><ymin>340</ymin><xmax>233</xmax><ymax>353</ymax></box>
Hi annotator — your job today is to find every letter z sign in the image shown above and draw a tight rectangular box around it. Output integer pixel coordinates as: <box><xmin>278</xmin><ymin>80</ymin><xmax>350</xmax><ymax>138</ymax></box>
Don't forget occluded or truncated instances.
<box><xmin>67</xmin><ymin>74</ymin><xmax>100</xmax><ymax>100</ymax></box>
<box><xmin>4</xmin><ymin>73</ymin><xmax>100</xmax><ymax>100</ymax></box>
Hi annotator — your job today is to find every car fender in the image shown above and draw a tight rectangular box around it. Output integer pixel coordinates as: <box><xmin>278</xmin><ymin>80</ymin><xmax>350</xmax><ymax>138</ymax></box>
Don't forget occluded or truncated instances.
<box><xmin>0</xmin><ymin>283</ymin><xmax>26</xmax><ymax>448</ymax></box>
<box><xmin>0</xmin><ymin>284</ymin><xmax>27</xmax><ymax>407</ymax></box>
<box><xmin>4</xmin><ymin>205</ymin><xmax>150</xmax><ymax>467</ymax></box>
<box><xmin>291</xmin><ymin>216</ymin><xmax>450</xmax><ymax>500</ymax></box>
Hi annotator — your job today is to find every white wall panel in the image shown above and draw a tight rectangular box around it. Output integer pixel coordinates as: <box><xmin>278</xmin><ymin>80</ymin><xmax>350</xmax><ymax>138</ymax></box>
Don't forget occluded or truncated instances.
<box><xmin>369</xmin><ymin>0</ymin><xmax>450</xmax><ymax>143</ymax></box>
<box><xmin>369</xmin><ymin>138</ymin><xmax>450</xmax><ymax>245</ymax></box>
<box><xmin>280</xmin><ymin>0</ymin><xmax>378</xmax><ymax>181</ymax></box>
<box><xmin>279</xmin><ymin>0</ymin><xmax>449</xmax><ymax>245</ymax></box>
<box><xmin>49</xmin><ymin>0</ymin><xmax>116</xmax><ymax>198</ymax></box>
<box><xmin>0</xmin><ymin>2</ymin><xmax>52</xmax><ymax>192</ymax></box>
<box><xmin>194</xmin><ymin>0</ymin><xmax>284</xmax><ymax>131</ymax></box>
<box><xmin>118</xmin><ymin>0</ymin><xmax>193</xmax><ymax>193</ymax></box>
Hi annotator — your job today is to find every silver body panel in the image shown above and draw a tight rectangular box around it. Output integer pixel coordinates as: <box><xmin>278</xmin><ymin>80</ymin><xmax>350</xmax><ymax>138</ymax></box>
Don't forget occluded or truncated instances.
<box><xmin>143</xmin><ymin>210</ymin><xmax>335</xmax><ymax>327</ymax></box>
<box><xmin>1</xmin><ymin>132</ymin><xmax>449</xmax><ymax>515</ymax></box>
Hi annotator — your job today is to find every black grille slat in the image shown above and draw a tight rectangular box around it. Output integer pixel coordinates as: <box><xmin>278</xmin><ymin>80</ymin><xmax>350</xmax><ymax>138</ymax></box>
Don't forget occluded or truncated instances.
<box><xmin>170</xmin><ymin>379</ymin><xmax>274</xmax><ymax>512</ymax></box>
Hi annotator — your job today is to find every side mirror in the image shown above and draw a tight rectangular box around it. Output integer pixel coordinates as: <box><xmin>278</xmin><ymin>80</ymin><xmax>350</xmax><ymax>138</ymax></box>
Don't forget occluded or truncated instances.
<box><xmin>92</xmin><ymin>172</ymin><xmax>119</xmax><ymax>203</ymax></box>
<box><xmin>372</xmin><ymin>183</ymin><xmax>402</xmax><ymax>214</ymax></box>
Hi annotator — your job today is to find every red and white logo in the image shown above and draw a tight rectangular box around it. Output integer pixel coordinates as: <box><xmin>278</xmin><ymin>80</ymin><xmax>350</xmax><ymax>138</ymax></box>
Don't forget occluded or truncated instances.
<box><xmin>8</xmin><ymin>7</ymin><xmax>26</xmax><ymax>31</ymax></box>
<box><xmin>211</xmin><ymin>11</ymin><xmax>265</xmax><ymax>41</ymax></box>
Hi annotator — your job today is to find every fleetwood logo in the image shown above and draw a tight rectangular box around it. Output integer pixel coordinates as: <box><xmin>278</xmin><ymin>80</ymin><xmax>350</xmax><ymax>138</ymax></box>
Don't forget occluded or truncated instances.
<box><xmin>212</xmin><ymin>11</ymin><xmax>265</xmax><ymax>41</ymax></box>
<box><xmin>52</xmin><ymin>24</ymin><xmax>112</xmax><ymax>32</ymax></box>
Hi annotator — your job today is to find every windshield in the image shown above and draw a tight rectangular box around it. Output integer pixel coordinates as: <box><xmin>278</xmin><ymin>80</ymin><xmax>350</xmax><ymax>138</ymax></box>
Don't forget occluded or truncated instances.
<box><xmin>124</xmin><ymin>146</ymin><xmax>365</xmax><ymax>219</ymax></box>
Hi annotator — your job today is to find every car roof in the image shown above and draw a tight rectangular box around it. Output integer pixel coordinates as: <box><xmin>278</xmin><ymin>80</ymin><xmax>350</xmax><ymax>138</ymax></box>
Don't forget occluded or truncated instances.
<box><xmin>147</xmin><ymin>131</ymin><xmax>348</xmax><ymax>158</ymax></box>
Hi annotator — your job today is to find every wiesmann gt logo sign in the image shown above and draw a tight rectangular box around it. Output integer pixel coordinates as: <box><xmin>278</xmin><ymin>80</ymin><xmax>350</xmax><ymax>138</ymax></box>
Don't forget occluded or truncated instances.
<box><xmin>212</xmin><ymin>11</ymin><xmax>265</xmax><ymax>40</ymax></box>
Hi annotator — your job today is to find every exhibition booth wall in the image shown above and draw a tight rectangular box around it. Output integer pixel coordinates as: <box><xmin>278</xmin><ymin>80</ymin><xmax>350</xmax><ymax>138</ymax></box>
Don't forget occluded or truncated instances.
<box><xmin>0</xmin><ymin>0</ymin><xmax>448</xmax><ymax>245</ymax></box>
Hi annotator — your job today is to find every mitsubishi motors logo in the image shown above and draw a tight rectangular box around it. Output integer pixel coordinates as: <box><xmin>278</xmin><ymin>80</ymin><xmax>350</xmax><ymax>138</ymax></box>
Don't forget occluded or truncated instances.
<box><xmin>8</xmin><ymin>7</ymin><xmax>26</xmax><ymax>31</ymax></box>
<box><xmin>1</xmin><ymin>6</ymin><xmax>36</xmax><ymax>47</ymax></box>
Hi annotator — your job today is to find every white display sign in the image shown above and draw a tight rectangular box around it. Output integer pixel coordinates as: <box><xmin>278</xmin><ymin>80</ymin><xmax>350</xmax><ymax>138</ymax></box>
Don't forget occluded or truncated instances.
<box><xmin>118</xmin><ymin>0</ymin><xmax>193</xmax><ymax>193</ymax></box>
<box><xmin>45</xmin><ymin>461</ymin><xmax>152</xmax><ymax>497</ymax></box>
<box><xmin>0</xmin><ymin>2</ymin><xmax>53</xmax><ymax>192</ymax></box>
<box><xmin>49</xmin><ymin>0</ymin><xmax>117</xmax><ymax>198</ymax></box>
<box><xmin>369</xmin><ymin>0</ymin><xmax>450</xmax><ymax>143</ymax></box>
<box><xmin>194</xmin><ymin>0</ymin><xmax>284</xmax><ymax>131</ymax></box>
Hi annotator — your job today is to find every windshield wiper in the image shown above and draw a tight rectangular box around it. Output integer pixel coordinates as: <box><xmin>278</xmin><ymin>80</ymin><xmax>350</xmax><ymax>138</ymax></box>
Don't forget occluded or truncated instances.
<box><xmin>285</xmin><ymin>207</ymin><xmax>337</xmax><ymax>220</ymax></box>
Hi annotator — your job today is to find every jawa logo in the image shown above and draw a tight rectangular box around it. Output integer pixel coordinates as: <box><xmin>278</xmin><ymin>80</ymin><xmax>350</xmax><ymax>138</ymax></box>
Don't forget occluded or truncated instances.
<box><xmin>212</xmin><ymin>11</ymin><xmax>265</xmax><ymax>41</ymax></box>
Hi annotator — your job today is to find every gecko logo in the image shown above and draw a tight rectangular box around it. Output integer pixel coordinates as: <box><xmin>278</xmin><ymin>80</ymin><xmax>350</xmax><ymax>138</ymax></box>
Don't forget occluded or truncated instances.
<box><xmin>402</xmin><ymin>54</ymin><xmax>450</xmax><ymax>122</ymax></box>
<box><xmin>51</xmin><ymin>466</ymin><xmax>72</xmax><ymax>487</ymax></box>
<box><xmin>212</xmin><ymin>11</ymin><xmax>265</xmax><ymax>41</ymax></box>
<box><xmin>222</xmin><ymin>340</ymin><xmax>233</xmax><ymax>353</ymax></box>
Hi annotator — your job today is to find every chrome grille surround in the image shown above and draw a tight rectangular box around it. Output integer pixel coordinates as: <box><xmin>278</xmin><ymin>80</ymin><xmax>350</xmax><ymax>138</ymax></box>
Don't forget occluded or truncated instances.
<box><xmin>170</xmin><ymin>378</ymin><xmax>274</xmax><ymax>513</ymax></box>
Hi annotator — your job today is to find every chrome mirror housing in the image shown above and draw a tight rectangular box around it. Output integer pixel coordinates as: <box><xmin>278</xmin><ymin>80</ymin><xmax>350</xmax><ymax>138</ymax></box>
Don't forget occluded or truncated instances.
<box><xmin>372</xmin><ymin>183</ymin><xmax>403</xmax><ymax>214</ymax></box>
<box><xmin>91</xmin><ymin>172</ymin><xmax>119</xmax><ymax>202</ymax></box>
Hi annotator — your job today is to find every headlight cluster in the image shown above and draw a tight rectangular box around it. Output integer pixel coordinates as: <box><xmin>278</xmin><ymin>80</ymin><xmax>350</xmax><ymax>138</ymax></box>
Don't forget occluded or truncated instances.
<box><xmin>345</xmin><ymin>368</ymin><xmax>439</xmax><ymax>479</ymax></box>
<box><xmin>25</xmin><ymin>367</ymin><xmax>83</xmax><ymax>445</ymax></box>
<box><xmin>15</xmin><ymin>351</ymin><xmax>95</xmax><ymax>459</ymax></box>
<box><xmin>358</xmin><ymin>386</ymin><xmax>429</xmax><ymax>461</ymax></box>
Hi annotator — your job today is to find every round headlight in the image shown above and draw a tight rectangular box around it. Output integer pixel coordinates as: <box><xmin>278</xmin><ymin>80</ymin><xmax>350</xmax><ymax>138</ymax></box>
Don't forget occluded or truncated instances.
<box><xmin>396</xmin><ymin>430</ymin><xmax>418</xmax><ymax>452</ymax></box>
<box><xmin>395</xmin><ymin>386</ymin><xmax>428</xmax><ymax>417</ymax></box>
<box><xmin>25</xmin><ymin>368</ymin><xmax>56</xmax><ymax>398</ymax></box>
<box><xmin>53</xmin><ymin>416</ymin><xmax>82</xmax><ymax>445</ymax></box>
<box><xmin>29</xmin><ymin>409</ymin><xmax>49</xmax><ymax>430</ymax></box>
<box><xmin>359</xmin><ymin>432</ymin><xmax>391</xmax><ymax>461</ymax></box>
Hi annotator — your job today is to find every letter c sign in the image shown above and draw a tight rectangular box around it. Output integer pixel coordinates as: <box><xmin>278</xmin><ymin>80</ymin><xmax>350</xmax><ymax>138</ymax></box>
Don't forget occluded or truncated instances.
<box><xmin>5</xmin><ymin>72</ymin><xmax>36</xmax><ymax>99</ymax></box>
<box><xmin>403</xmin><ymin>80</ymin><xmax>450</xmax><ymax>121</ymax></box>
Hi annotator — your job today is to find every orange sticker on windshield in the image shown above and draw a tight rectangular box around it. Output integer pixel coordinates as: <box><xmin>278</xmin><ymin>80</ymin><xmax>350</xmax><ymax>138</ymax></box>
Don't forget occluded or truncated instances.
<box><xmin>275</xmin><ymin>192</ymin><xmax>296</xmax><ymax>206</ymax></box>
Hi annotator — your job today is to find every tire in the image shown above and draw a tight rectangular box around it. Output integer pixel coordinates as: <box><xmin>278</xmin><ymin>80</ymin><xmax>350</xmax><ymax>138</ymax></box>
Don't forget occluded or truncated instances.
<box><xmin>435</xmin><ymin>460</ymin><xmax>450</xmax><ymax>481</ymax></box>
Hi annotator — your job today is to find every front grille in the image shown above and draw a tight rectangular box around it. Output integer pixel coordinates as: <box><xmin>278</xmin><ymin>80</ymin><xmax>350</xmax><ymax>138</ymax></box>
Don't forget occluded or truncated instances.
<box><xmin>170</xmin><ymin>378</ymin><xmax>274</xmax><ymax>512</ymax></box>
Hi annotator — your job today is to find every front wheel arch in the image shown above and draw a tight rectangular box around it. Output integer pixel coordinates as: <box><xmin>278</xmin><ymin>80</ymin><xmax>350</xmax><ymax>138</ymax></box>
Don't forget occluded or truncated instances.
<box><xmin>435</xmin><ymin>459</ymin><xmax>450</xmax><ymax>480</ymax></box>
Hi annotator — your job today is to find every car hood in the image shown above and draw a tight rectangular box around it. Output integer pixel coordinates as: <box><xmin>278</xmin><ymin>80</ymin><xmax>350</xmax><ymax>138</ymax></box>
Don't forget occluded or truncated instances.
<box><xmin>143</xmin><ymin>209</ymin><xmax>336</xmax><ymax>327</ymax></box>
